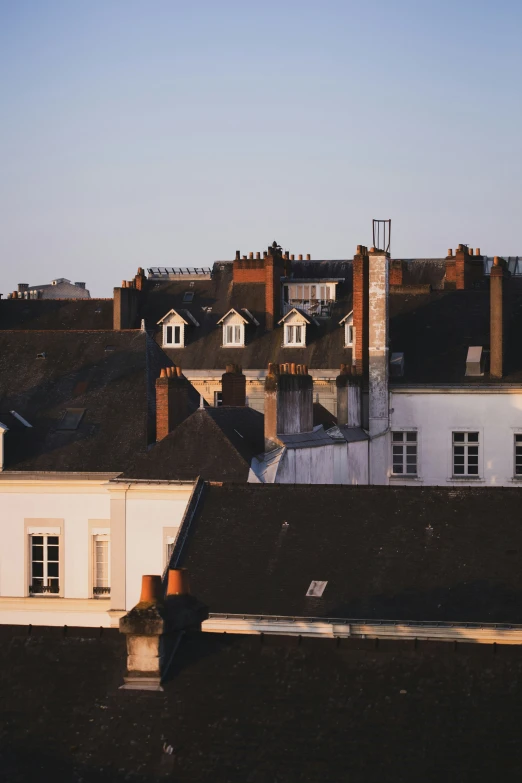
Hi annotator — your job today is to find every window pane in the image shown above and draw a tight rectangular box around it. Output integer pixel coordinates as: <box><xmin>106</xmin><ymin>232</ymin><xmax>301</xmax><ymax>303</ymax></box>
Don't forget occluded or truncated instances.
<box><xmin>174</xmin><ymin>326</ymin><xmax>181</xmax><ymax>344</ymax></box>
<box><xmin>454</xmin><ymin>465</ymin><xmax>464</xmax><ymax>474</ymax></box>
<box><xmin>166</xmin><ymin>326</ymin><xmax>173</xmax><ymax>343</ymax></box>
<box><xmin>453</xmin><ymin>433</ymin><xmax>465</xmax><ymax>442</ymax></box>
<box><xmin>47</xmin><ymin>562</ymin><xmax>59</xmax><ymax>578</ymax></box>
<box><xmin>32</xmin><ymin>544</ymin><xmax>43</xmax><ymax>560</ymax></box>
<box><xmin>468</xmin><ymin>446</ymin><xmax>479</xmax><ymax>456</ymax></box>
<box><xmin>454</xmin><ymin>455</ymin><xmax>465</xmax><ymax>464</ymax></box>
<box><xmin>48</xmin><ymin>536</ymin><xmax>58</xmax><ymax>545</ymax></box>
<box><xmin>47</xmin><ymin>546</ymin><xmax>59</xmax><ymax>561</ymax></box>
<box><xmin>468</xmin><ymin>465</ymin><xmax>479</xmax><ymax>474</ymax></box>
<box><xmin>226</xmin><ymin>325</ymin><xmax>232</xmax><ymax>343</ymax></box>
<box><xmin>234</xmin><ymin>326</ymin><xmax>241</xmax><ymax>343</ymax></box>
<box><xmin>516</xmin><ymin>435</ymin><xmax>522</xmax><ymax>443</ymax></box>
<box><xmin>393</xmin><ymin>464</ymin><xmax>403</xmax><ymax>474</ymax></box>
<box><xmin>295</xmin><ymin>326</ymin><xmax>302</xmax><ymax>343</ymax></box>
<box><xmin>287</xmin><ymin>326</ymin><xmax>293</xmax><ymax>343</ymax></box>
<box><xmin>468</xmin><ymin>432</ymin><xmax>479</xmax><ymax>442</ymax></box>
<box><xmin>467</xmin><ymin>455</ymin><xmax>479</xmax><ymax>465</ymax></box>
<box><xmin>392</xmin><ymin>432</ymin><xmax>404</xmax><ymax>442</ymax></box>
<box><xmin>32</xmin><ymin>562</ymin><xmax>43</xmax><ymax>577</ymax></box>
<box><xmin>392</xmin><ymin>446</ymin><xmax>403</xmax><ymax>456</ymax></box>
<box><xmin>454</xmin><ymin>446</ymin><xmax>465</xmax><ymax>456</ymax></box>
<box><xmin>406</xmin><ymin>432</ymin><xmax>417</xmax><ymax>442</ymax></box>
<box><xmin>406</xmin><ymin>455</ymin><xmax>417</xmax><ymax>464</ymax></box>
<box><xmin>406</xmin><ymin>465</ymin><xmax>417</xmax><ymax>474</ymax></box>
<box><xmin>406</xmin><ymin>446</ymin><xmax>416</xmax><ymax>455</ymax></box>
<box><xmin>32</xmin><ymin>536</ymin><xmax>43</xmax><ymax>546</ymax></box>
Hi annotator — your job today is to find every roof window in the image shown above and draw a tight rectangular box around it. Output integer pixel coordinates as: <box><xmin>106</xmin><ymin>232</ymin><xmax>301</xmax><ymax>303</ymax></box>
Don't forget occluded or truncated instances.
<box><xmin>182</xmin><ymin>291</ymin><xmax>194</xmax><ymax>303</ymax></box>
<box><xmin>58</xmin><ymin>408</ymin><xmax>85</xmax><ymax>431</ymax></box>
<box><xmin>306</xmin><ymin>580</ymin><xmax>328</xmax><ymax>597</ymax></box>
<box><xmin>36</xmin><ymin>352</ymin><xmax>46</xmax><ymax>359</ymax></box>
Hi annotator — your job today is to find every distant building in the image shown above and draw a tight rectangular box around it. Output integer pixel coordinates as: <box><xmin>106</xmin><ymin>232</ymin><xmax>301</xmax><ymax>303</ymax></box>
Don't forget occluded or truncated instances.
<box><xmin>7</xmin><ymin>278</ymin><xmax>91</xmax><ymax>299</ymax></box>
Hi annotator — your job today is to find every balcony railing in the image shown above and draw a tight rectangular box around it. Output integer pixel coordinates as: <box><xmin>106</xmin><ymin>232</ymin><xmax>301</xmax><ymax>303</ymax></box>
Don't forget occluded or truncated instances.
<box><xmin>283</xmin><ymin>300</ymin><xmax>333</xmax><ymax>317</ymax></box>
<box><xmin>93</xmin><ymin>586</ymin><xmax>111</xmax><ymax>597</ymax></box>
<box><xmin>29</xmin><ymin>584</ymin><xmax>60</xmax><ymax>595</ymax></box>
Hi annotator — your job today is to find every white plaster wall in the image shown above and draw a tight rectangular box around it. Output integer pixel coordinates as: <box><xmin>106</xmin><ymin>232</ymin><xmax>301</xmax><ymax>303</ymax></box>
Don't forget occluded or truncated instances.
<box><xmin>0</xmin><ymin>489</ymin><xmax>109</xmax><ymax>599</ymax></box>
<box><xmin>391</xmin><ymin>391</ymin><xmax>522</xmax><ymax>486</ymax></box>
<box><xmin>125</xmin><ymin>492</ymin><xmax>192</xmax><ymax>610</ymax></box>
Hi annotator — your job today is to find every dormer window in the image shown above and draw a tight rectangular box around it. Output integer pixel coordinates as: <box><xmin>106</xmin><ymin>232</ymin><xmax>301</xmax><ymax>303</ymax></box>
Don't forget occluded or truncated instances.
<box><xmin>157</xmin><ymin>308</ymin><xmax>199</xmax><ymax>349</ymax></box>
<box><xmin>278</xmin><ymin>308</ymin><xmax>312</xmax><ymax>347</ymax></box>
<box><xmin>182</xmin><ymin>291</ymin><xmax>194</xmax><ymax>303</ymax></box>
<box><xmin>218</xmin><ymin>309</ymin><xmax>250</xmax><ymax>348</ymax></box>
<box><xmin>339</xmin><ymin>311</ymin><xmax>354</xmax><ymax>348</ymax></box>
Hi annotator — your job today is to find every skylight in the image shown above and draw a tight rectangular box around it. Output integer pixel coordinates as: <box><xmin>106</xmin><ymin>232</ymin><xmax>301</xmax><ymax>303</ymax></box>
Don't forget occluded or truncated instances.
<box><xmin>306</xmin><ymin>580</ymin><xmax>328</xmax><ymax>598</ymax></box>
<box><xmin>182</xmin><ymin>291</ymin><xmax>194</xmax><ymax>303</ymax></box>
<box><xmin>58</xmin><ymin>408</ymin><xmax>85</xmax><ymax>431</ymax></box>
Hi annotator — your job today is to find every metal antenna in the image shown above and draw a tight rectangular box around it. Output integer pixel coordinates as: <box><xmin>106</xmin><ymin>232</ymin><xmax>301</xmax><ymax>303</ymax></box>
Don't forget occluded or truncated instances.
<box><xmin>372</xmin><ymin>219</ymin><xmax>391</xmax><ymax>254</ymax></box>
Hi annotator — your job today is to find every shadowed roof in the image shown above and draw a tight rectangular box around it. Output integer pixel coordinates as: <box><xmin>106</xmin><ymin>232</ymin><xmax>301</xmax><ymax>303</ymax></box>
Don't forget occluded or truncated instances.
<box><xmin>180</xmin><ymin>483</ymin><xmax>522</xmax><ymax>623</ymax></box>
<box><xmin>0</xmin><ymin>299</ymin><xmax>113</xmax><ymax>330</ymax></box>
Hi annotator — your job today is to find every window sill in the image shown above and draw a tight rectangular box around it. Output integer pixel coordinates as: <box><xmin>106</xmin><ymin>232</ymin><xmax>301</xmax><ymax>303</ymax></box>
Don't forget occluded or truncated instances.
<box><xmin>221</xmin><ymin>344</ymin><xmax>244</xmax><ymax>349</ymax></box>
<box><xmin>448</xmin><ymin>477</ymin><xmax>484</xmax><ymax>483</ymax></box>
<box><xmin>163</xmin><ymin>344</ymin><xmax>184</xmax><ymax>349</ymax></box>
<box><xmin>389</xmin><ymin>475</ymin><xmax>421</xmax><ymax>481</ymax></box>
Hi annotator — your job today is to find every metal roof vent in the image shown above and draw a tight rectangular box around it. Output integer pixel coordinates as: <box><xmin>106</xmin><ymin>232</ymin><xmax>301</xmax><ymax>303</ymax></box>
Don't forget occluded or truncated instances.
<box><xmin>390</xmin><ymin>352</ymin><xmax>405</xmax><ymax>377</ymax></box>
<box><xmin>465</xmin><ymin>346</ymin><xmax>484</xmax><ymax>376</ymax></box>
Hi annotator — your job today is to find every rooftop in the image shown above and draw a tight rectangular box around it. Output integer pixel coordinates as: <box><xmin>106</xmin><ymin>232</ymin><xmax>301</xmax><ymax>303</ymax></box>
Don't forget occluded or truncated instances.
<box><xmin>2</xmin><ymin>624</ymin><xmax>522</xmax><ymax>782</ymax></box>
<box><xmin>179</xmin><ymin>483</ymin><xmax>522</xmax><ymax>624</ymax></box>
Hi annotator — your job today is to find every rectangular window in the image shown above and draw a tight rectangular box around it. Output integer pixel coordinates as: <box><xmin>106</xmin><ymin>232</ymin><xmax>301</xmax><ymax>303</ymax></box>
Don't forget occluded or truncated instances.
<box><xmin>93</xmin><ymin>535</ymin><xmax>110</xmax><ymax>597</ymax></box>
<box><xmin>214</xmin><ymin>391</ymin><xmax>223</xmax><ymax>407</ymax></box>
<box><xmin>515</xmin><ymin>434</ymin><xmax>522</xmax><ymax>476</ymax></box>
<box><xmin>392</xmin><ymin>431</ymin><xmax>417</xmax><ymax>475</ymax></box>
<box><xmin>165</xmin><ymin>324</ymin><xmax>182</xmax><ymax>346</ymax></box>
<box><xmin>453</xmin><ymin>431</ymin><xmax>479</xmax><ymax>476</ymax></box>
<box><xmin>224</xmin><ymin>324</ymin><xmax>243</xmax><ymax>346</ymax></box>
<box><xmin>30</xmin><ymin>535</ymin><xmax>60</xmax><ymax>594</ymax></box>
<box><xmin>345</xmin><ymin>324</ymin><xmax>353</xmax><ymax>346</ymax></box>
<box><xmin>285</xmin><ymin>324</ymin><xmax>305</xmax><ymax>346</ymax></box>
<box><xmin>166</xmin><ymin>325</ymin><xmax>173</xmax><ymax>343</ymax></box>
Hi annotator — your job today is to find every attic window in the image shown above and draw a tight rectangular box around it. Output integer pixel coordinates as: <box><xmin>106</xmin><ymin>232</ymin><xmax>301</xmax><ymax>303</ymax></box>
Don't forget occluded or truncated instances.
<box><xmin>284</xmin><ymin>324</ymin><xmax>305</xmax><ymax>346</ymax></box>
<box><xmin>58</xmin><ymin>408</ymin><xmax>85</xmax><ymax>431</ymax></box>
<box><xmin>36</xmin><ymin>352</ymin><xmax>46</xmax><ymax>359</ymax></box>
<box><xmin>182</xmin><ymin>291</ymin><xmax>194</xmax><ymax>303</ymax></box>
<box><xmin>345</xmin><ymin>324</ymin><xmax>353</xmax><ymax>346</ymax></box>
<box><xmin>94</xmin><ymin>307</ymin><xmax>102</xmax><ymax>314</ymax></box>
<box><xmin>223</xmin><ymin>324</ymin><xmax>244</xmax><ymax>346</ymax></box>
<box><xmin>165</xmin><ymin>325</ymin><xmax>183</xmax><ymax>346</ymax></box>
<box><xmin>306</xmin><ymin>580</ymin><xmax>328</xmax><ymax>597</ymax></box>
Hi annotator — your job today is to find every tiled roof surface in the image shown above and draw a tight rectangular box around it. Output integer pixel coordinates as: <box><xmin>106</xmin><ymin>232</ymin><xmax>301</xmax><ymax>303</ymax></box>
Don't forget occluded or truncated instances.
<box><xmin>181</xmin><ymin>483</ymin><xmax>522</xmax><ymax>623</ymax></box>
<box><xmin>0</xmin><ymin>299</ymin><xmax>113</xmax><ymax>330</ymax></box>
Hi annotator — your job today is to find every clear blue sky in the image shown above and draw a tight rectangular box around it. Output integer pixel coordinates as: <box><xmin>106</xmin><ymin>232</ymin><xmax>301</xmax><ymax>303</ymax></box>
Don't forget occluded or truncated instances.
<box><xmin>1</xmin><ymin>0</ymin><xmax>521</xmax><ymax>296</ymax></box>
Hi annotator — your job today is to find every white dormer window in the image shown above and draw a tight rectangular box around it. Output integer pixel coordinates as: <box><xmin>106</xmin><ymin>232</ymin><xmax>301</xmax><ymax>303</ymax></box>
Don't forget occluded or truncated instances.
<box><xmin>157</xmin><ymin>308</ymin><xmax>199</xmax><ymax>349</ymax></box>
<box><xmin>217</xmin><ymin>308</ymin><xmax>250</xmax><ymax>348</ymax></box>
<box><xmin>339</xmin><ymin>311</ymin><xmax>354</xmax><ymax>348</ymax></box>
<box><xmin>278</xmin><ymin>308</ymin><xmax>311</xmax><ymax>347</ymax></box>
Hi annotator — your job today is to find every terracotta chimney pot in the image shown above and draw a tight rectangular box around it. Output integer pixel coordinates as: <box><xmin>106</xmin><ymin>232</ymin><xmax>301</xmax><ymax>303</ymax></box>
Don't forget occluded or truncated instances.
<box><xmin>139</xmin><ymin>575</ymin><xmax>163</xmax><ymax>605</ymax></box>
<box><xmin>166</xmin><ymin>568</ymin><xmax>190</xmax><ymax>596</ymax></box>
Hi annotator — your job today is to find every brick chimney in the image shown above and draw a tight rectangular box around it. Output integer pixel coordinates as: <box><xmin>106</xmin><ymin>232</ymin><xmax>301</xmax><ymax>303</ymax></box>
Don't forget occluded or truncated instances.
<box><xmin>264</xmin><ymin>363</ymin><xmax>313</xmax><ymax>451</ymax></box>
<box><xmin>490</xmin><ymin>256</ymin><xmax>511</xmax><ymax>379</ymax></box>
<box><xmin>336</xmin><ymin>364</ymin><xmax>362</xmax><ymax>427</ymax></box>
<box><xmin>232</xmin><ymin>242</ymin><xmax>284</xmax><ymax>330</ymax></box>
<box><xmin>352</xmin><ymin>245</ymin><xmax>369</xmax><ymax>376</ymax></box>
<box><xmin>389</xmin><ymin>259</ymin><xmax>404</xmax><ymax>287</ymax></box>
<box><xmin>446</xmin><ymin>245</ymin><xmax>484</xmax><ymax>290</ymax></box>
<box><xmin>155</xmin><ymin>366</ymin><xmax>189</xmax><ymax>440</ymax></box>
<box><xmin>113</xmin><ymin>282</ymin><xmax>140</xmax><ymax>329</ymax></box>
<box><xmin>221</xmin><ymin>363</ymin><xmax>246</xmax><ymax>406</ymax></box>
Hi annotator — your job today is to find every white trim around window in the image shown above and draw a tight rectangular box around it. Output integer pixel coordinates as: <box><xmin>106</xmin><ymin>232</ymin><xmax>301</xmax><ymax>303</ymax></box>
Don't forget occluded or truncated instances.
<box><xmin>163</xmin><ymin>323</ymin><xmax>184</xmax><ymax>347</ymax></box>
<box><xmin>222</xmin><ymin>324</ymin><xmax>244</xmax><ymax>346</ymax></box>
<box><xmin>391</xmin><ymin>430</ymin><xmax>418</xmax><ymax>476</ymax></box>
<box><xmin>284</xmin><ymin>324</ymin><xmax>306</xmax><ymax>347</ymax></box>
<box><xmin>25</xmin><ymin>519</ymin><xmax>64</xmax><ymax>597</ymax></box>
<box><xmin>452</xmin><ymin>431</ymin><xmax>480</xmax><ymax>477</ymax></box>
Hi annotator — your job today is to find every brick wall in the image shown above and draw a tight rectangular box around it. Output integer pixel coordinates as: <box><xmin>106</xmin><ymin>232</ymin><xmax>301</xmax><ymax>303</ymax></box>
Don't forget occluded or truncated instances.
<box><xmin>389</xmin><ymin>260</ymin><xmax>404</xmax><ymax>286</ymax></box>
<box><xmin>353</xmin><ymin>245</ymin><xmax>369</xmax><ymax>376</ymax></box>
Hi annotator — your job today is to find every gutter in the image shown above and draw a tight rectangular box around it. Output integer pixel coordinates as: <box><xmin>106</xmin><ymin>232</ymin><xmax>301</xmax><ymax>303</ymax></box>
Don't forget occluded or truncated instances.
<box><xmin>202</xmin><ymin>614</ymin><xmax>522</xmax><ymax>645</ymax></box>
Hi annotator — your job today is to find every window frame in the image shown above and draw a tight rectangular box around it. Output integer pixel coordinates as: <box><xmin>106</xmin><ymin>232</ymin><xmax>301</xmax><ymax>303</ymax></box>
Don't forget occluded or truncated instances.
<box><xmin>391</xmin><ymin>431</ymin><xmax>418</xmax><ymax>477</ymax></box>
<box><xmin>284</xmin><ymin>323</ymin><xmax>306</xmax><ymax>347</ymax></box>
<box><xmin>514</xmin><ymin>433</ymin><xmax>522</xmax><ymax>477</ymax></box>
<box><xmin>92</xmin><ymin>534</ymin><xmax>111</xmax><ymax>598</ymax></box>
<box><xmin>29</xmin><ymin>533</ymin><xmax>60</xmax><ymax>596</ymax></box>
<box><xmin>222</xmin><ymin>323</ymin><xmax>244</xmax><ymax>347</ymax></box>
<box><xmin>452</xmin><ymin>431</ymin><xmax>480</xmax><ymax>478</ymax></box>
<box><xmin>345</xmin><ymin>323</ymin><xmax>354</xmax><ymax>347</ymax></box>
<box><xmin>163</xmin><ymin>322</ymin><xmax>184</xmax><ymax>347</ymax></box>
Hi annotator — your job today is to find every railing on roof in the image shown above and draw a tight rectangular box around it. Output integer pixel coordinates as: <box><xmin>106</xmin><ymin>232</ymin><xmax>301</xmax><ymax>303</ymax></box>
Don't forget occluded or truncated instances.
<box><xmin>484</xmin><ymin>257</ymin><xmax>522</xmax><ymax>275</ymax></box>
<box><xmin>283</xmin><ymin>300</ymin><xmax>333</xmax><ymax>317</ymax></box>
<box><xmin>147</xmin><ymin>267</ymin><xmax>213</xmax><ymax>277</ymax></box>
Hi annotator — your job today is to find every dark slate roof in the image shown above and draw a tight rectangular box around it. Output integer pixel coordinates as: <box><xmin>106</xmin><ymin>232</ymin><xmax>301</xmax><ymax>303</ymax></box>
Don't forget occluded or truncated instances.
<box><xmin>3</xmin><ymin>624</ymin><xmax>522</xmax><ymax>782</ymax></box>
<box><xmin>124</xmin><ymin>406</ymin><xmax>264</xmax><ymax>481</ymax></box>
<box><xmin>0</xmin><ymin>299</ymin><xmax>113</xmax><ymax>330</ymax></box>
<box><xmin>390</xmin><ymin>280</ymin><xmax>522</xmax><ymax>384</ymax></box>
<box><xmin>180</xmin><ymin>484</ymin><xmax>522</xmax><ymax>624</ymax></box>
<box><xmin>140</xmin><ymin>262</ymin><xmax>354</xmax><ymax>369</ymax></box>
<box><xmin>0</xmin><ymin>330</ymin><xmax>169</xmax><ymax>471</ymax></box>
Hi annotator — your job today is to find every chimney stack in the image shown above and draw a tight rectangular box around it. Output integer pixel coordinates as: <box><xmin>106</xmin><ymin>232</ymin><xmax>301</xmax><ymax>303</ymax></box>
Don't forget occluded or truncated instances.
<box><xmin>113</xmin><ymin>283</ymin><xmax>140</xmax><ymax>329</ymax></box>
<box><xmin>490</xmin><ymin>256</ymin><xmax>510</xmax><ymax>379</ymax></box>
<box><xmin>221</xmin><ymin>364</ymin><xmax>246</xmax><ymax>406</ymax></box>
<box><xmin>119</xmin><ymin>570</ymin><xmax>208</xmax><ymax>691</ymax></box>
<box><xmin>445</xmin><ymin>244</ymin><xmax>484</xmax><ymax>290</ymax></box>
<box><xmin>18</xmin><ymin>284</ymin><xmax>29</xmax><ymax>293</ymax></box>
<box><xmin>368</xmin><ymin>248</ymin><xmax>390</xmax><ymax>484</ymax></box>
<box><xmin>264</xmin><ymin>243</ymin><xmax>284</xmax><ymax>330</ymax></box>
<box><xmin>336</xmin><ymin>364</ymin><xmax>362</xmax><ymax>427</ymax></box>
<box><xmin>264</xmin><ymin>363</ymin><xmax>313</xmax><ymax>451</ymax></box>
<box><xmin>156</xmin><ymin>365</ymin><xmax>189</xmax><ymax>440</ymax></box>
<box><xmin>389</xmin><ymin>259</ymin><xmax>404</xmax><ymax>287</ymax></box>
<box><xmin>352</xmin><ymin>245</ymin><xmax>370</xmax><ymax>376</ymax></box>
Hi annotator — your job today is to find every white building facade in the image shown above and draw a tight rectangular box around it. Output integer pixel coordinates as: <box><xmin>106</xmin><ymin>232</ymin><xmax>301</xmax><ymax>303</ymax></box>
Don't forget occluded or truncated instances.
<box><xmin>0</xmin><ymin>473</ymin><xmax>197</xmax><ymax>627</ymax></box>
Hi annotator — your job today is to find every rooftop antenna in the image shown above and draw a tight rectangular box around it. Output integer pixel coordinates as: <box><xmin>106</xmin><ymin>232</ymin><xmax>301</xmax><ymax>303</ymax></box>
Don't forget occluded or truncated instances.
<box><xmin>372</xmin><ymin>219</ymin><xmax>391</xmax><ymax>254</ymax></box>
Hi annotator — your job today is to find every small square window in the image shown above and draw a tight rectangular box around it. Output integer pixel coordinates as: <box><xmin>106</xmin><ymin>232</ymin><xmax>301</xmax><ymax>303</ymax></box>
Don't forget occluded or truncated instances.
<box><xmin>58</xmin><ymin>408</ymin><xmax>85</xmax><ymax>431</ymax></box>
<box><xmin>182</xmin><ymin>292</ymin><xmax>194</xmax><ymax>303</ymax></box>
